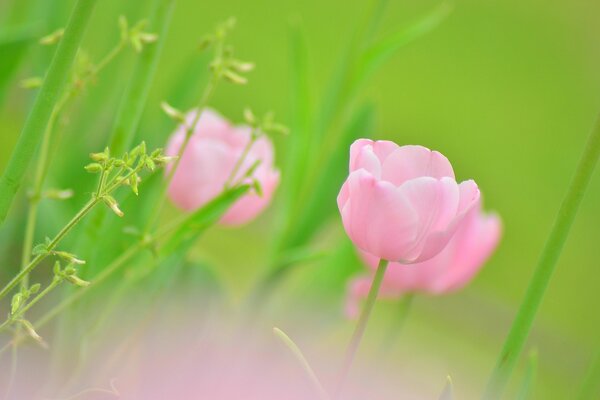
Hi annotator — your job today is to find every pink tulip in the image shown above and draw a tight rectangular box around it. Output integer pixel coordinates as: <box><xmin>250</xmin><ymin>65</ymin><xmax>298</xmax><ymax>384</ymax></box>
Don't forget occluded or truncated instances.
<box><xmin>345</xmin><ymin>203</ymin><xmax>501</xmax><ymax>318</ymax></box>
<box><xmin>166</xmin><ymin>108</ymin><xmax>280</xmax><ymax>225</ymax></box>
<box><xmin>337</xmin><ymin>139</ymin><xmax>480</xmax><ymax>264</ymax></box>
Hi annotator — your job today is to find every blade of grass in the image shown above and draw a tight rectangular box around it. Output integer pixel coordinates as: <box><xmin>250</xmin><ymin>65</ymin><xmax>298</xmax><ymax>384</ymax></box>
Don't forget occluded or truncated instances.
<box><xmin>273</xmin><ymin>327</ymin><xmax>330</xmax><ymax>400</ymax></box>
<box><xmin>0</xmin><ymin>0</ymin><xmax>98</xmax><ymax>224</ymax></box>
<box><xmin>483</xmin><ymin>114</ymin><xmax>600</xmax><ymax>399</ymax></box>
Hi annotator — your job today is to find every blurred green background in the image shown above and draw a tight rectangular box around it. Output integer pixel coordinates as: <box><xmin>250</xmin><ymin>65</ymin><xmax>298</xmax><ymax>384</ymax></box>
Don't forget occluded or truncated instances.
<box><xmin>1</xmin><ymin>0</ymin><xmax>599</xmax><ymax>398</ymax></box>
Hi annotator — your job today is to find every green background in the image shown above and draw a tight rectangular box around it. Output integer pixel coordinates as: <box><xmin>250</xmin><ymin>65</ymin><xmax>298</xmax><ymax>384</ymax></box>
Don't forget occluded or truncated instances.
<box><xmin>0</xmin><ymin>0</ymin><xmax>599</xmax><ymax>398</ymax></box>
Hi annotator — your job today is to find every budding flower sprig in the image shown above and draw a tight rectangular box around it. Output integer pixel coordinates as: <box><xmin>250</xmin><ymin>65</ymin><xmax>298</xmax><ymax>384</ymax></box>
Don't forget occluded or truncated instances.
<box><xmin>0</xmin><ymin>143</ymin><xmax>173</xmax><ymax>304</ymax></box>
<box><xmin>223</xmin><ymin>108</ymin><xmax>288</xmax><ymax>189</ymax></box>
<box><xmin>0</xmin><ymin>261</ymin><xmax>89</xmax><ymax>345</ymax></box>
<box><xmin>23</xmin><ymin>16</ymin><xmax>158</xmax><ymax>93</ymax></box>
<box><xmin>147</xmin><ymin>17</ymin><xmax>250</xmax><ymax>232</ymax></box>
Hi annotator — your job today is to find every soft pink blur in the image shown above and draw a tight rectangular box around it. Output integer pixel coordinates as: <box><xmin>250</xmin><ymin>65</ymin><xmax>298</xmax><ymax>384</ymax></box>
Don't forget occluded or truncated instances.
<box><xmin>166</xmin><ymin>108</ymin><xmax>280</xmax><ymax>225</ymax></box>
<box><xmin>346</xmin><ymin>203</ymin><xmax>502</xmax><ymax>318</ymax></box>
<box><xmin>337</xmin><ymin>139</ymin><xmax>480</xmax><ymax>263</ymax></box>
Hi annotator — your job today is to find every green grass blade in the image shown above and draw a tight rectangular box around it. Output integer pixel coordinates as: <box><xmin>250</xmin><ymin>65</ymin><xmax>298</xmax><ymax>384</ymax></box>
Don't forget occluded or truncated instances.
<box><xmin>353</xmin><ymin>2</ymin><xmax>452</xmax><ymax>91</ymax></box>
<box><xmin>279</xmin><ymin>22</ymin><xmax>312</xmax><ymax>228</ymax></box>
<box><xmin>282</xmin><ymin>103</ymin><xmax>375</xmax><ymax>252</ymax></box>
<box><xmin>160</xmin><ymin>185</ymin><xmax>251</xmax><ymax>255</ymax></box>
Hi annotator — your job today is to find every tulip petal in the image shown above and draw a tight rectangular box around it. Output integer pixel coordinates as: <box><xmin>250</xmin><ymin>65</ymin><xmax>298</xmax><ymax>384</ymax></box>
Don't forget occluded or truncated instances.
<box><xmin>339</xmin><ymin>169</ymin><xmax>418</xmax><ymax>261</ymax></box>
<box><xmin>381</xmin><ymin>145</ymin><xmax>455</xmax><ymax>186</ymax></box>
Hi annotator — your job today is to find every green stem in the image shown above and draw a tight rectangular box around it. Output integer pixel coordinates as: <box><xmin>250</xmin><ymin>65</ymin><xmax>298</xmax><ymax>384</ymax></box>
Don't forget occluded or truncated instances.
<box><xmin>0</xmin><ymin>198</ymin><xmax>98</xmax><ymax>300</ymax></box>
<box><xmin>335</xmin><ymin>259</ymin><xmax>388</xmax><ymax>399</ymax></box>
<box><xmin>0</xmin><ymin>0</ymin><xmax>98</xmax><ymax>224</ymax></box>
<box><xmin>483</xmin><ymin>115</ymin><xmax>600</xmax><ymax>399</ymax></box>
<box><xmin>224</xmin><ymin>132</ymin><xmax>257</xmax><ymax>188</ymax></box>
<box><xmin>33</xmin><ymin>215</ymin><xmax>181</xmax><ymax>330</ymax></box>
<box><xmin>8</xmin><ymin>277</ymin><xmax>63</xmax><ymax>325</ymax></box>
<box><xmin>108</xmin><ymin>0</ymin><xmax>176</xmax><ymax>156</ymax></box>
<box><xmin>145</xmin><ymin>73</ymin><xmax>219</xmax><ymax>232</ymax></box>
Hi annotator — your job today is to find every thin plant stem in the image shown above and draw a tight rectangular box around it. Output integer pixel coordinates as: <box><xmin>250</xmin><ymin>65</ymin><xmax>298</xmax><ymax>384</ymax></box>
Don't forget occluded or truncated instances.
<box><xmin>0</xmin><ymin>198</ymin><xmax>97</xmax><ymax>300</ymax></box>
<box><xmin>224</xmin><ymin>131</ymin><xmax>257</xmax><ymax>188</ymax></box>
<box><xmin>0</xmin><ymin>0</ymin><xmax>98</xmax><ymax>224</ymax></box>
<box><xmin>335</xmin><ymin>259</ymin><xmax>388</xmax><ymax>399</ymax></box>
<box><xmin>0</xmin><ymin>277</ymin><xmax>63</xmax><ymax>330</ymax></box>
<box><xmin>0</xmin><ymin>161</ymin><xmax>145</xmax><ymax>301</ymax></box>
<box><xmin>483</xmin><ymin>115</ymin><xmax>600</xmax><ymax>399</ymax></box>
<box><xmin>108</xmin><ymin>0</ymin><xmax>176</xmax><ymax>156</ymax></box>
<box><xmin>273</xmin><ymin>327</ymin><xmax>330</xmax><ymax>400</ymax></box>
<box><xmin>144</xmin><ymin>74</ymin><xmax>218</xmax><ymax>233</ymax></box>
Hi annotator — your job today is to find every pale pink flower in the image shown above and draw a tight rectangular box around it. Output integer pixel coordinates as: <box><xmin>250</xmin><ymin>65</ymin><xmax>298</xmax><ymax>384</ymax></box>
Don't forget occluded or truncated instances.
<box><xmin>166</xmin><ymin>108</ymin><xmax>280</xmax><ymax>225</ymax></box>
<box><xmin>337</xmin><ymin>139</ymin><xmax>480</xmax><ymax>263</ymax></box>
<box><xmin>345</xmin><ymin>203</ymin><xmax>501</xmax><ymax>318</ymax></box>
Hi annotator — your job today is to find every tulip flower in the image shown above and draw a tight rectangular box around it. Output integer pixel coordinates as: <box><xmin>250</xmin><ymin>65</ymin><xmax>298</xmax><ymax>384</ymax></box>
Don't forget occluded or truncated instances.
<box><xmin>345</xmin><ymin>203</ymin><xmax>502</xmax><ymax>318</ymax></box>
<box><xmin>337</xmin><ymin>139</ymin><xmax>480</xmax><ymax>264</ymax></box>
<box><xmin>166</xmin><ymin>108</ymin><xmax>280</xmax><ymax>225</ymax></box>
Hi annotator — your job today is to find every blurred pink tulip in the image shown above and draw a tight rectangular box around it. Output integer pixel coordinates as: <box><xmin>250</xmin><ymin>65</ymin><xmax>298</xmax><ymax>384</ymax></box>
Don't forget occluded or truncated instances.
<box><xmin>337</xmin><ymin>139</ymin><xmax>480</xmax><ymax>263</ymax></box>
<box><xmin>346</xmin><ymin>203</ymin><xmax>501</xmax><ymax>318</ymax></box>
<box><xmin>166</xmin><ymin>108</ymin><xmax>280</xmax><ymax>225</ymax></box>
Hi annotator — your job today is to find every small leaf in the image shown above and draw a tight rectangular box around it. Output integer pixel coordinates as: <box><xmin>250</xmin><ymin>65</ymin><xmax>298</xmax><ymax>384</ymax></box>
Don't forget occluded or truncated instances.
<box><xmin>32</xmin><ymin>243</ymin><xmax>48</xmax><ymax>256</ymax></box>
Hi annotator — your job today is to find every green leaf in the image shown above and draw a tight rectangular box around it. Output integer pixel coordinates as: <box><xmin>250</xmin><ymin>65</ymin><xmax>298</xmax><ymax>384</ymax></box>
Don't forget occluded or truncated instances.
<box><xmin>282</xmin><ymin>103</ymin><xmax>375</xmax><ymax>251</ymax></box>
<box><xmin>354</xmin><ymin>2</ymin><xmax>452</xmax><ymax>90</ymax></box>
<box><xmin>32</xmin><ymin>243</ymin><xmax>48</xmax><ymax>255</ymax></box>
<box><xmin>160</xmin><ymin>185</ymin><xmax>251</xmax><ymax>255</ymax></box>
<box><xmin>279</xmin><ymin>23</ymin><xmax>312</xmax><ymax>225</ymax></box>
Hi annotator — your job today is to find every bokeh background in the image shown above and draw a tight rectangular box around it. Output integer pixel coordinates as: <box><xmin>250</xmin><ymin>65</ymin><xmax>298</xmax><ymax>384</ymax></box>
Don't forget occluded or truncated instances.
<box><xmin>0</xmin><ymin>0</ymin><xmax>599</xmax><ymax>398</ymax></box>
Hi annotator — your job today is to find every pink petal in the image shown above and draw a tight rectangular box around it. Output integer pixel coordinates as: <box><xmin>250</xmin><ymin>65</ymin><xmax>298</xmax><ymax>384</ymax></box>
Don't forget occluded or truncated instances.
<box><xmin>381</xmin><ymin>145</ymin><xmax>455</xmax><ymax>186</ymax></box>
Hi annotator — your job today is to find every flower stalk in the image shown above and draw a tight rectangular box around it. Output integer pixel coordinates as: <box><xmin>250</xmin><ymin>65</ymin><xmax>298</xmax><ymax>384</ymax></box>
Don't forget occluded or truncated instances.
<box><xmin>484</xmin><ymin>114</ymin><xmax>600</xmax><ymax>399</ymax></box>
<box><xmin>335</xmin><ymin>258</ymin><xmax>388</xmax><ymax>399</ymax></box>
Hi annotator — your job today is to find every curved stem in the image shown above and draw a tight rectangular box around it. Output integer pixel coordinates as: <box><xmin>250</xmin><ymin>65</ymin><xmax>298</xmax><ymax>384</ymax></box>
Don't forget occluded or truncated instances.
<box><xmin>483</xmin><ymin>115</ymin><xmax>600</xmax><ymax>399</ymax></box>
<box><xmin>335</xmin><ymin>259</ymin><xmax>388</xmax><ymax>399</ymax></box>
<box><xmin>0</xmin><ymin>0</ymin><xmax>98</xmax><ymax>224</ymax></box>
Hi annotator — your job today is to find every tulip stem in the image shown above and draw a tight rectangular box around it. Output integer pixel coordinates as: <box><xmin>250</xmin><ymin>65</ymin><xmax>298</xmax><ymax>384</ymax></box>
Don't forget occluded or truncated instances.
<box><xmin>335</xmin><ymin>258</ymin><xmax>388</xmax><ymax>399</ymax></box>
<box><xmin>483</xmin><ymin>114</ymin><xmax>600</xmax><ymax>399</ymax></box>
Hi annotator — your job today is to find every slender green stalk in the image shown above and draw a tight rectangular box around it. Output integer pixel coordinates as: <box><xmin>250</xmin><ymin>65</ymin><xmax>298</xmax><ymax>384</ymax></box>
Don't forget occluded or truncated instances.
<box><xmin>577</xmin><ymin>350</ymin><xmax>600</xmax><ymax>400</ymax></box>
<box><xmin>335</xmin><ymin>259</ymin><xmax>388</xmax><ymax>399</ymax></box>
<box><xmin>0</xmin><ymin>198</ymin><xmax>97</xmax><ymax>300</ymax></box>
<box><xmin>224</xmin><ymin>130</ymin><xmax>257</xmax><ymax>187</ymax></box>
<box><xmin>108</xmin><ymin>0</ymin><xmax>176</xmax><ymax>155</ymax></box>
<box><xmin>0</xmin><ymin>160</ymin><xmax>144</xmax><ymax>301</ymax></box>
<box><xmin>0</xmin><ymin>0</ymin><xmax>98</xmax><ymax>224</ymax></box>
<box><xmin>484</xmin><ymin>115</ymin><xmax>600</xmax><ymax>399</ymax></box>
<box><xmin>273</xmin><ymin>327</ymin><xmax>330</xmax><ymax>400</ymax></box>
<box><xmin>145</xmin><ymin>73</ymin><xmax>219</xmax><ymax>232</ymax></box>
<box><xmin>1</xmin><ymin>277</ymin><xmax>63</xmax><ymax>330</ymax></box>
